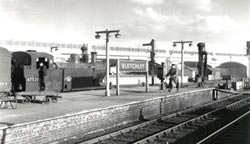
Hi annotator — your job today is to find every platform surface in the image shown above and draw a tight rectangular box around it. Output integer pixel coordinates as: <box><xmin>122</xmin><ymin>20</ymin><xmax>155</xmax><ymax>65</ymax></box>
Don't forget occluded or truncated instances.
<box><xmin>0</xmin><ymin>86</ymin><xmax>201</xmax><ymax>126</ymax></box>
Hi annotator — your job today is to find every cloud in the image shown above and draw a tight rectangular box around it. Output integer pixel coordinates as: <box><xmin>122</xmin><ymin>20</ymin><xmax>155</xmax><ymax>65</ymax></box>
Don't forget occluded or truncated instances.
<box><xmin>177</xmin><ymin>0</ymin><xmax>213</xmax><ymax>12</ymax></box>
<box><xmin>196</xmin><ymin>15</ymin><xmax>237</xmax><ymax>34</ymax></box>
<box><xmin>127</xmin><ymin>0</ymin><xmax>164</xmax><ymax>5</ymax></box>
<box><xmin>133</xmin><ymin>7</ymin><xmax>169</xmax><ymax>23</ymax></box>
<box><xmin>0</xmin><ymin>0</ymin><xmax>247</xmax><ymax>53</ymax></box>
<box><xmin>122</xmin><ymin>5</ymin><xmax>240</xmax><ymax>44</ymax></box>
<box><xmin>0</xmin><ymin>0</ymin><xmax>40</xmax><ymax>17</ymax></box>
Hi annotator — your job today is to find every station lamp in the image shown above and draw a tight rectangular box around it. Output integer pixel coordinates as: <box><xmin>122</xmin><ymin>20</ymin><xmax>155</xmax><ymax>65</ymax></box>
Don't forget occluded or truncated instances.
<box><xmin>115</xmin><ymin>33</ymin><xmax>121</xmax><ymax>38</ymax></box>
<box><xmin>95</xmin><ymin>34</ymin><xmax>101</xmax><ymax>39</ymax></box>
<box><xmin>173</xmin><ymin>43</ymin><xmax>177</xmax><ymax>47</ymax></box>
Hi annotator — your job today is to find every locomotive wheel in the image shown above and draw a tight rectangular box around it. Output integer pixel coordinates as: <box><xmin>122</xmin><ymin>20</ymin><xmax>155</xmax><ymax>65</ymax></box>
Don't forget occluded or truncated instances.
<box><xmin>31</xmin><ymin>96</ymin><xmax>36</xmax><ymax>103</ymax></box>
<box><xmin>23</xmin><ymin>96</ymin><xmax>31</xmax><ymax>104</ymax></box>
<box><xmin>43</xmin><ymin>96</ymin><xmax>50</xmax><ymax>104</ymax></box>
<box><xmin>51</xmin><ymin>97</ymin><xmax>58</xmax><ymax>103</ymax></box>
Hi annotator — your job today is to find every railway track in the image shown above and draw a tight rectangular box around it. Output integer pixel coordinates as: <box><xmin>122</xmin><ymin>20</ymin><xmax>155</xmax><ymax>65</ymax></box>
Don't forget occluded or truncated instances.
<box><xmin>79</xmin><ymin>93</ymin><xmax>250</xmax><ymax>144</ymax></box>
<box><xmin>196</xmin><ymin>105</ymin><xmax>250</xmax><ymax>144</ymax></box>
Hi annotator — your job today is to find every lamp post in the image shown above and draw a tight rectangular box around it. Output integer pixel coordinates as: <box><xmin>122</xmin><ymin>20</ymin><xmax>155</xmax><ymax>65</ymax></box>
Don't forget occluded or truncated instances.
<box><xmin>95</xmin><ymin>29</ymin><xmax>121</xmax><ymax>96</ymax></box>
<box><xmin>173</xmin><ymin>40</ymin><xmax>192</xmax><ymax>88</ymax></box>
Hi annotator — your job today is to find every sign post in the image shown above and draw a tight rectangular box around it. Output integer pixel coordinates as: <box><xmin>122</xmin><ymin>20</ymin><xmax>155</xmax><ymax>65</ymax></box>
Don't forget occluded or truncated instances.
<box><xmin>116</xmin><ymin>59</ymin><xmax>120</xmax><ymax>96</ymax></box>
<box><xmin>146</xmin><ymin>60</ymin><xmax>149</xmax><ymax>92</ymax></box>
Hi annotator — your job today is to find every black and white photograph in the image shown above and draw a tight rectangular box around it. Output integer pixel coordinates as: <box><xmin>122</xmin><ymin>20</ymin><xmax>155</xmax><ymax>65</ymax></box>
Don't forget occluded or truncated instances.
<box><xmin>0</xmin><ymin>0</ymin><xmax>250</xmax><ymax>143</ymax></box>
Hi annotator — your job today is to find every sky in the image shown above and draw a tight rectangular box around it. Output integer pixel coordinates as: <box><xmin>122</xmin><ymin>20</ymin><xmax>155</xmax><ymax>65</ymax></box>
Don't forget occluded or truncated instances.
<box><xmin>0</xmin><ymin>0</ymin><xmax>249</xmax><ymax>53</ymax></box>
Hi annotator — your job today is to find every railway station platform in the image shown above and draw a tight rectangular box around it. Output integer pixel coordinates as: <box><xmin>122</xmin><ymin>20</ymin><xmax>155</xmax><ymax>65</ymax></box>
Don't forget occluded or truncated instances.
<box><xmin>0</xmin><ymin>85</ymin><xmax>236</xmax><ymax>144</ymax></box>
<box><xmin>1</xmin><ymin>86</ymin><xmax>199</xmax><ymax>124</ymax></box>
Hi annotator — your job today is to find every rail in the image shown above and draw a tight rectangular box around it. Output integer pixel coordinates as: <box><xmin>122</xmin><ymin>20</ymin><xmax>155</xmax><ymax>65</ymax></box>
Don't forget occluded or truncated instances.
<box><xmin>196</xmin><ymin>110</ymin><xmax>250</xmax><ymax>144</ymax></box>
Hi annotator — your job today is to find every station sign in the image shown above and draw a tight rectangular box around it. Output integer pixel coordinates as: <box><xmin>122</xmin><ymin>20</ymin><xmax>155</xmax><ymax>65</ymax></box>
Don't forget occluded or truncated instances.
<box><xmin>119</xmin><ymin>60</ymin><xmax>147</xmax><ymax>72</ymax></box>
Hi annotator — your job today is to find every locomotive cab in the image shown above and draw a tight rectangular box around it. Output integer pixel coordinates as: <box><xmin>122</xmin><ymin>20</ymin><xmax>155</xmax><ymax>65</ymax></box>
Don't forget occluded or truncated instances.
<box><xmin>12</xmin><ymin>51</ymin><xmax>54</xmax><ymax>92</ymax></box>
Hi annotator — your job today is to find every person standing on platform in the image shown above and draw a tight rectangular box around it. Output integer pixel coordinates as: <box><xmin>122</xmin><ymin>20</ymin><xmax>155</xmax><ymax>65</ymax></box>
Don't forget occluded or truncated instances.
<box><xmin>38</xmin><ymin>63</ymin><xmax>47</xmax><ymax>91</ymax></box>
<box><xmin>166</xmin><ymin>64</ymin><xmax>179</xmax><ymax>92</ymax></box>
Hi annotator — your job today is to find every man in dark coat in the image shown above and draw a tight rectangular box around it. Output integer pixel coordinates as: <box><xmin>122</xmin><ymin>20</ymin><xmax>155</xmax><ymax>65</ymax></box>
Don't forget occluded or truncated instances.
<box><xmin>166</xmin><ymin>64</ymin><xmax>179</xmax><ymax>92</ymax></box>
<box><xmin>38</xmin><ymin>63</ymin><xmax>47</xmax><ymax>91</ymax></box>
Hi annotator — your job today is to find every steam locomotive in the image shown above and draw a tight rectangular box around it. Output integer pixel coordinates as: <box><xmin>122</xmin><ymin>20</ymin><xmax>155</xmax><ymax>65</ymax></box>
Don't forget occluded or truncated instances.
<box><xmin>0</xmin><ymin>46</ymin><xmax>106</xmax><ymax>96</ymax></box>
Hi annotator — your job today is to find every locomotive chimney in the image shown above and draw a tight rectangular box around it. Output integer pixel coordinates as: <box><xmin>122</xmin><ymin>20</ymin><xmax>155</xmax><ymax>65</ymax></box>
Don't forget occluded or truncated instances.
<box><xmin>81</xmin><ymin>44</ymin><xmax>89</xmax><ymax>63</ymax></box>
<box><xmin>69</xmin><ymin>54</ymin><xmax>80</xmax><ymax>63</ymax></box>
<box><xmin>91</xmin><ymin>52</ymin><xmax>97</xmax><ymax>64</ymax></box>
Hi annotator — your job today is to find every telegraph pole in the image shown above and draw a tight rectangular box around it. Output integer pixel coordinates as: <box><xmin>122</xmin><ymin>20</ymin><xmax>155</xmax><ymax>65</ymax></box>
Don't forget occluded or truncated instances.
<box><xmin>143</xmin><ymin>39</ymin><xmax>155</xmax><ymax>86</ymax></box>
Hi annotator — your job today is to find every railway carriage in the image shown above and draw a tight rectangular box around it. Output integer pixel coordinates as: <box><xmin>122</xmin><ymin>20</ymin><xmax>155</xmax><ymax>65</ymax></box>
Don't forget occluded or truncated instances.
<box><xmin>0</xmin><ymin>47</ymin><xmax>16</xmax><ymax>108</ymax></box>
<box><xmin>0</xmin><ymin>47</ymin><xmax>11</xmax><ymax>92</ymax></box>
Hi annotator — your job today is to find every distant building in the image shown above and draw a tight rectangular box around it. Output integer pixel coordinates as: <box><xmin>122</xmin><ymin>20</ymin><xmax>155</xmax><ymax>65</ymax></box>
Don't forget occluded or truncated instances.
<box><xmin>184</xmin><ymin>66</ymin><xmax>196</xmax><ymax>81</ymax></box>
<box><xmin>217</xmin><ymin>62</ymin><xmax>247</xmax><ymax>78</ymax></box>
<box><xmin>0</xmin><ymin>39</ymin><xmax>248</xmax><ymax>77</ymax></box>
